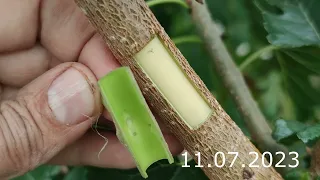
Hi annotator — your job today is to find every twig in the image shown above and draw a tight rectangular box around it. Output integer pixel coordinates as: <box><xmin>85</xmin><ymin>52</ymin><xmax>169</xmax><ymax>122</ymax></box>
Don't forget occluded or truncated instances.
<box><xmin>188</xmin><ymin>0</ymin><xmax>290</xmax><ymax>174</ymax></box>
<box><xmin>311</xmin><ymin>141</ymin><xmax>320</xmax><ymax>178</ymax></box>
<box><xmin>147</xmin><ymin>0</ymin><xmax>189</xmax><ymax>8</ymax></box>
<box><xmin>240</xmin><ymin>45</ymin><xmax>279</xmax><ymax>71</ymax></box>
<box><xmin>172</xmin><ymin>35</ymin><xmax>202</xmax><ymax>45</ymax></box>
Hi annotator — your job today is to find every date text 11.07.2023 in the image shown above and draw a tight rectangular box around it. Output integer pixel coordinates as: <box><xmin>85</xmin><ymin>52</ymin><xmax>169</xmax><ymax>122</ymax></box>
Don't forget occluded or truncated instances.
<box><xmin>181</xmin><ymin>151</ymin><xmax>299</xmax><ymax>168</ymax></box>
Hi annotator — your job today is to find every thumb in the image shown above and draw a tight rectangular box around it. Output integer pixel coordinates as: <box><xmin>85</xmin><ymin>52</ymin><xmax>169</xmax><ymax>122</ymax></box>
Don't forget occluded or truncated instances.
<box><xmin>0</xmin><ymin>63</ymin><xmax>102</xmax><ymax>178</ymax></box>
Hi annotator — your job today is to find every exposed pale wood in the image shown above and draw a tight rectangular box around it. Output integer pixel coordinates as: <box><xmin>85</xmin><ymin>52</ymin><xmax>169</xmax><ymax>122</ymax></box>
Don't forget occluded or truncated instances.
<box><xmin>75</xmin><ymin>0</ymin><xmax>282</xmax><ymax>179</ymax></box>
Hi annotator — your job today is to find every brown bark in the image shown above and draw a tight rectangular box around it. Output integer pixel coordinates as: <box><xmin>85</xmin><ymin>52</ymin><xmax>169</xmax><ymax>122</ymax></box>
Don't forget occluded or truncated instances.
<box><xmin>75</xmin><ymin>0</ymin><xmax>282</xmax><ymax>179</ymax></box>
<box><xmin>311</xmin><ymin>141</ymin><xmax>320</xmax><ymax>178</ymax></box>
<box><xmin>189</xmin><ymin>0</ymin><xmax>290</xmax><ymax>175</ymax></box>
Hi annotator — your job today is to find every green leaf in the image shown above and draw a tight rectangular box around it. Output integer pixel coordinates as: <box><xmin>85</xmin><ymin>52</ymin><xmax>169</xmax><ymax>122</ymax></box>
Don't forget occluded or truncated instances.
<box><xmin>86</xmin><ymin>160</ymin><xmax>208</xmax><ymax>180</ymax></box>
<box><xmin>222</xmin><ymin>97</ymin><xmax>250</xmax><ymax>137</ymax></box>
<box><xmin>264</xmin><ymin>0</ymin><xmax>296</xmax><ymax>7</ymax></box>
<box><xmin>287</xmin><ymin>141</ymin><xmax>308</xmax><ymax>168</ymax></box>
<box><xmin>224</xmin><ymin>0</ymin><xmax>251</xmax><ymax>47</ymax></box>
<box><xmin>12</xmin><ymin>174</ymin><xmax>35</xmax><ymax>180</ymax></box>
<box><xmin>175</xmin><ymin>43</ymin><xmax>216</xmax><ymax>91</ymax></box>
<box><xmin>285</xmin><ymin>169</ymin><xmax>312</xmax><ymax>180</ymax></box>
<box><xmin>261</xmin><ymin>0</ymin><xmax>320</xmax><ymax>47</ymax></box>
<box><xmin>146</xmin><ymin>0</ymin><xmax>188</xmax><ymax>9</ymax></box>
<box><xmin>258</xmin><ymin>71</ymin><xmax>285</xmax><ymax>119</ymax></box>
<box><xmin>257</xmin><ymin>71</ymin><xmax>298</xmax><ymax>121</ymax></box>
<box><xmin>276</xmin><ymin>48</ymin><xmax>320</xmax><ymax>116</ymax></box>
<box><xmin>273</xmin><ymin>120</ymin><xmax>320</xmax><ymax>144</ymax></box>
<box><xmin>315</xmin><ymin>106</ymin><xmax>320</xmax><ymax>121</ymax></box>
<box><xmin>64</xmin><ymin>167</ymin><xmax>87</xmax><ymax>180</ymax></box>
<box><xmin>13</xmin><ymin>166</ymin><xmax>61</xmax><ymax>180</ymax></box>
<box><xmin>168</xmin><ymin>10</ymin><xmax>196</xmax><ymax>37</ymax></box>
<box><xmin>207</xmin><ymin>0</ymin><xmax>251</xmax><ymax>48</ymax></box>
<box><xmin>272</xmin><ymin>119</ymin><xmax>308</xmax><ymax>141</ymax></box>
<box><xmin>264</xmin><ymin>0</ymin><xmax>282</xmax><ymax>6</ymax></box>
<box><xmin>297</xmin><ymin>124</ymin><xmax>320</xmax><ymax>143</ymax></box>
<box><xmin>284</xmin><ymin>47</ymin><xmax>320</xmax><ymax>74</ymax></box>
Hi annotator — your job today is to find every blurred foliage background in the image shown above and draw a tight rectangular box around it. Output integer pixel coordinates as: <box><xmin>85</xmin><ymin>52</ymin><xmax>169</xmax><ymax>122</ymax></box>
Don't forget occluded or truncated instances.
<box><xmin>14</xmin><ymin>0</ymin><xmax>320</xmax><ymax>179</ymax></box>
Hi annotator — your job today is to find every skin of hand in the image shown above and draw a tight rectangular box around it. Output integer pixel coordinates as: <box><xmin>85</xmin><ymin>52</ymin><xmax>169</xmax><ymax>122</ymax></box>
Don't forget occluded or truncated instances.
<box><xmin>0</xmin><ymin>0</ymin><xmax>183</xmax><ymax>179</ymax></box>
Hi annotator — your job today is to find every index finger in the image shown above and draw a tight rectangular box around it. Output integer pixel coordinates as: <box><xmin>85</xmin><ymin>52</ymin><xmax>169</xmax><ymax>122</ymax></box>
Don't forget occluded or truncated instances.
<box><xmin>0</xmin><ymin>0</ymin><xmax>39</xmax><ymax>52</ymax></box>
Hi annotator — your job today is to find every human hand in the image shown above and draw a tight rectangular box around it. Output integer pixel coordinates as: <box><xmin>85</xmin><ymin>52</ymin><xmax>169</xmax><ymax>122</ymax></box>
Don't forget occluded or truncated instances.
<box><xmin>0</xmin><ymin>0</ymin><xmax>183</xmax><ymax>179</ymax></box>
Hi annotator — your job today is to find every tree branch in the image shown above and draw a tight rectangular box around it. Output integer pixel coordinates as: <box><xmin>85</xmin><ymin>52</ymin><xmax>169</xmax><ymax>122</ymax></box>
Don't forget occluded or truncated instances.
<box><xmin>75</xmin><ymin>0</ymin><xmax>283</xmax><ymax>178</ymax></box>
<box><xmin>311</xmin><ymin>141</ymin><xmax>320</xmax><ymax>178</ymax></box>
<box><xmin>188</xmin><ymin>0</ymin><xmax>290</xmax><ymax>174</ymax></box>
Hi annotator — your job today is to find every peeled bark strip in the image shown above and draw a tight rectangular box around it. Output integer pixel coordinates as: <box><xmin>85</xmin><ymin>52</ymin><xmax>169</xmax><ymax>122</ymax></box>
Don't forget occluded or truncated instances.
<box><xmin>98</xmin><ymin>67</ymin><xmax>174</xmax><ymax>178</ymax></box>
<box><xmin>75</xmin><ymin>0</ymin><xmax>282</xmax><ymax>179</ymax></box>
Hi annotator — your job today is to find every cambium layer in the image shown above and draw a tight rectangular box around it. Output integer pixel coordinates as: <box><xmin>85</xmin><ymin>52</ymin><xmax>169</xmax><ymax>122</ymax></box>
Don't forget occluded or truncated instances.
<box><xmin>75</xmin><ymin>0</ymin><xmax>283</xmax><ymax>179</ymax></box>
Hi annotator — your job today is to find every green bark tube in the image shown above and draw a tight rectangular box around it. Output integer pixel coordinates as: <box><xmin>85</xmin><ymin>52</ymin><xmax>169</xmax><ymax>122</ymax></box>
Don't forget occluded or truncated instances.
<box><xmin>98</xmin><ymin>67</ymin><xmax>173</xmax><ymax>178</ymax></box>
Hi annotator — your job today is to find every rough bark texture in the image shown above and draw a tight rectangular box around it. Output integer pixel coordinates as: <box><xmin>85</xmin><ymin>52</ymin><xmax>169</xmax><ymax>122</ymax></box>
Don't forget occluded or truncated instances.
<box><xmin>189</xmin><ymin>0</ymin><xmax>290</xmax><ymax>175</ymax></box>
<box><xmin>311</xmin><ymin>141</ymin><xmax>320</xmax><ymax>178</ymax></box>
<box><xmin>75</xmin><ymin>0</ymin><xmax>282</xmax><ymax>179</ymax></box>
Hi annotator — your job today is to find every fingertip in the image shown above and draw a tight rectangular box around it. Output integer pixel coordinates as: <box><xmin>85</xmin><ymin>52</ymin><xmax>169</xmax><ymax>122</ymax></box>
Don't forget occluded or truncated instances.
<box><xmin>163</xmin><ymin>134</ymin><xmax>184</xmax><ymax>156</ymax></box>
<box><xmin>102</xmin><ymin>109</ymin><xmax>113</xmax><ymax>121</ymax></box>
<box><xmin>49</xmin><ymin>131</ymin><xmax>183</xmax><ymax>169</ymax></box>
<box><xmin>79</xmin><ymin>33</ymin><xmax>120</xmax><ymax>79</ymax></box>
<box><xmin>50</xmin><ymin>131</ymin><xmax>136</xmax><ymax>169</ymax></box>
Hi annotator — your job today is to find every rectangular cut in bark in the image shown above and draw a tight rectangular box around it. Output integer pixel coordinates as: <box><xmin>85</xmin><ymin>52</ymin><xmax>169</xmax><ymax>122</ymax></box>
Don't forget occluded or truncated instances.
<box><xmin>98</xmin><ymin>67</ymin><xmax>173</xmax><ymax>178</ymax></box>
<box><xmin>134</xmin><ymin>36</ymin><xmax>212</xmax><ymax>129</ymax></box>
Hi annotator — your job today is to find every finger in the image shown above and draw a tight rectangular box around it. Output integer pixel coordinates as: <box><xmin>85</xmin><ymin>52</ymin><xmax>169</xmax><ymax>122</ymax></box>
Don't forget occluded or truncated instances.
<box><xmin>76</xmin><ymin>28</ymin><xmax>178</xmax><ymax>147</ymax></box>
<box><xmin>0</xmin><ymin>85</ymin><xmax>19</xmax><ymax>101</ymax></box>
<box><xmin>40</xmin><ymin>0</ymin><xmax>95</xmax><ymax>62</ymax></box>
<box><xmin>49</xmin><ymin>131</ymin><xmax>183</xmax><ymax>169</ymax></box>
<box><xmin>78</xmin><ymin>33</ymin><xmax>120</xmax><ymax>122</ymax></box>
<box><xmin>0</xmin><ymin>0</ymin><xmax>38</xmax><ymax>52</ymax></box>
<box><xmin>49</xmin><ymin>56</ymin><xmax>63</xmax><ymax>69</ymax></box>
<box><xmin>0</xmin><ymin>62</ymin><xmax>102</xmax><ymax>179</ymax></box>
<box><xmin>77</xmin><ymin>34</ymin><xmax>176</xmax><ymax>135</ymax></box>
<box><xmin>155</xmin><ymin>115</ymin><xmax>173</xmax><ymax>134</ymax></box>
<box><xmin>95</xmin><ymin>112</ymin><xmax>173</xmax><ymax>134</ymax></box>
<box><xmin>78</xmin><ymin>33</ymin><xmax>120</xmax><ymax>79</ymax></box>
<box><xmin>0</xmin><ymin>45</ymin><xmax>50</xmax><ymax>87</ymax></box>
<box><xmin>49</xmin><ymin>131</ymin><xmax>135</xmax><ymax>169</ymax></box>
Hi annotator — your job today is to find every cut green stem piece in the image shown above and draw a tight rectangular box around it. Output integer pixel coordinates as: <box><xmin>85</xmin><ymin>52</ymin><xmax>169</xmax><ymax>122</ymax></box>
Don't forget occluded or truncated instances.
<box><xmin>98</xmin><ymin>67</ymin><xmax>174</xmax><ymax>178</ymax></box>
